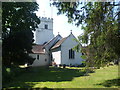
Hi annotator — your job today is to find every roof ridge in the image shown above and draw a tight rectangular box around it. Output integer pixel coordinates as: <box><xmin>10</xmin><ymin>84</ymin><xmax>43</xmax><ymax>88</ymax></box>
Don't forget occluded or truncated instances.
<box><xmin>51</xmin><ymin>37</ymin><xmax>67</xmax><ymax>49</ymax></box>
<box><xmin>44</xmin><ymin>34</ymin><xmax>62</xmax><ymax>47</ymax></box>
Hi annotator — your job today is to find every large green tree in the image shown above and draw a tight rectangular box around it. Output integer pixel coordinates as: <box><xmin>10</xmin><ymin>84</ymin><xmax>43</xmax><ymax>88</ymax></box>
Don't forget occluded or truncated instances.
<box><xmin>52</xmin><ymin>2</ymin><xmax>120</xmax><ymax>67</ymax></box>
<box><xmin>2</xmin><ymin>2</ymin><xmax>40</xmax><ymax>67</ymax></box>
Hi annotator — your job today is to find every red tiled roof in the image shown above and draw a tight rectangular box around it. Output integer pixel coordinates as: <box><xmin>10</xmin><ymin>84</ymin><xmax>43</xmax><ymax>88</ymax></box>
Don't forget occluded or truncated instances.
<box><xmin>51</xmin><ymin>37</ymin><xmax>67</xmax><ymax>49</ymax></box>
<box><xmin>32</xmin><ymin>45</ymin><xmax>45</xmax><ymax>54</ymax></box>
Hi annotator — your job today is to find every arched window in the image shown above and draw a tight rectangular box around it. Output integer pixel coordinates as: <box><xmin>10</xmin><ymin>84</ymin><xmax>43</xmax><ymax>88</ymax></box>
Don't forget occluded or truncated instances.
<box><xmin>45</xmin><ymin>59</ymin><xmax>47</xmax><ymax>62</ymax></box>
<box><xmin>69</xmin><ymin>49</ymin><xmax>75</xmax><ymax>59</ymax></box>
<box><xmin>37</xmin><ymin>55</ymin><xmax>39</xmax><ymax>60</ymax></box>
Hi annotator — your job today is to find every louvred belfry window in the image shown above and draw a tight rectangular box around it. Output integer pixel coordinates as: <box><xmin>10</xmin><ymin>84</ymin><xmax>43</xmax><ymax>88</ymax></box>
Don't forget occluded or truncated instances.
<box><xmin>45</xmin><ymin>24</ymin><xmax>48</xmax><ymax>29</ymax></box>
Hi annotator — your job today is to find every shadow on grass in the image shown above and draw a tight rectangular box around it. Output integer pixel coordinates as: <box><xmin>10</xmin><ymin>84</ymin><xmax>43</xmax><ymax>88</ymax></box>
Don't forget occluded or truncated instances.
<box><xmin>3</xmin><ymin>67</ymin><xmax>89</xmax><ymax>88</ymax></box>
<box><xmin>96</xmin><ymin>78</ymin><xmax>120</xmax><ymax>87</ymax></box>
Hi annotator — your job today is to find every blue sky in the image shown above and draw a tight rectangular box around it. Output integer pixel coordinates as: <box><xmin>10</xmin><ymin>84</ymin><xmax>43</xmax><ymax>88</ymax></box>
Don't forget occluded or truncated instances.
<box><xmin>36</xmin><ymin>0</ymin><xmax>83</xmax><ymax>38</ymax></box>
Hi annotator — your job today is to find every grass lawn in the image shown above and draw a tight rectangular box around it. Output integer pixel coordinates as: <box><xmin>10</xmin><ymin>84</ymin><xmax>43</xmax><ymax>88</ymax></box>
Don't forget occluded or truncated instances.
<box><xmin>3</xmin><ymin>65</ymin><xmax>119</xmax><ymax>89</ymax></box>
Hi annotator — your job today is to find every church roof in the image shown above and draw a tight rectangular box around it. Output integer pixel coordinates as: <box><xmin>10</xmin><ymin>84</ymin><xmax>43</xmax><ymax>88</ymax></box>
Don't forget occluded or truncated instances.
<box><xmin>32</xmin><ymin>45</ymin><xmax>45</xmax><ymax>54</ymax></box>
<box><xmin>43</xmin><ymin>34</ymin><xmax>62</xmax><ymax>47</ymax></box>
<box><xmin>51</xmin><ymin>32</ymin><xmax>78</xmax><ymax>50</ymax></box>
<box><xmin>44</xmin><ymin>36</ymin><xmax>57</xmax><ymax>46</ymax></box>
<box><xmin>51</xmin><ymin>37</ymin><xmax>67</xmax><ymax>49</ymax></box>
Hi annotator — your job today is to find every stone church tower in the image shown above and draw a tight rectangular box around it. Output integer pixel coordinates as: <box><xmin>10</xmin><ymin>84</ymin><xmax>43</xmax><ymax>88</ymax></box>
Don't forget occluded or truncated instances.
<box><xmin>35</xmin><ymin>17</ymin><xmax>54</xmax><ymax>45</ymax></box>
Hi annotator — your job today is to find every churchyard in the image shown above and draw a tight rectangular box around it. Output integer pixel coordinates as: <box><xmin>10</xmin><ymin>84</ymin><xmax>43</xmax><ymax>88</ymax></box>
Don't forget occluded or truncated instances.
<box><xmin>3</xmin><ymin>65</ymin><xmax>119</xmax><ymax>89</ymax></box>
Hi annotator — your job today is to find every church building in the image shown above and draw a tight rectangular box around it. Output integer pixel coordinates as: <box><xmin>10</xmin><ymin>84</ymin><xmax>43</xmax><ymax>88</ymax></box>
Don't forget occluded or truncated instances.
<box><xmin>29</xmin><ymin>17</ymin><xmax>84</xmax><ymax>67</ymax></box>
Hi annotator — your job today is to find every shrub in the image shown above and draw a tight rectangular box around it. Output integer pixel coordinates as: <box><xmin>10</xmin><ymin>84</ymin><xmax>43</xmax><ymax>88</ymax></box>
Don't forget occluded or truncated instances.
<box><xmin>78</xmin><ymin>61</ymin><xmax>86</xmax><ymax>67</ymax></box>
<box><xmin>2</xmin><ymin>66</ymin><xmax>13</xmax><ymax>84</ymax></box>
<box><xmin>59</xmin><ymin>64</ymin><xmax>62</xmax><ymax>67</ymax></box>
<box><xmin>63</xmin><ymin>64</ymin><xmax>66</xmax><ymax>68</ymax></box>
<box><xmin>2</xmin><ymin>65</ymin><xmax>25</xmax><ymax>85</ymax></box>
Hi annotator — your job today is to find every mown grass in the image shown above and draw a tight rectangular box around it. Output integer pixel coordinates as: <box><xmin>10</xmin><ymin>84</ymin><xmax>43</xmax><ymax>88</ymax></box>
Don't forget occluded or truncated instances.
<box><xmin>3</xmin><ymin>65</ymin><xmax>119</xmax><ymax>89</ymax></box>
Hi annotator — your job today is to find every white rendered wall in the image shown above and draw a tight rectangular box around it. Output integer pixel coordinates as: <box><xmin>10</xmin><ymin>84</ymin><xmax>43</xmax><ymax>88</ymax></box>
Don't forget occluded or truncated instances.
<box><xmin>61</xmin><ymin>34</ymin><xmax>84</xmax><ymax>65</ymax></box>
<box><xmin>30</xmin><ymin>54</ymin><xmax>49</xmax><ymax>66</ymax></box>
<box><xmin>52</xmin><ymin>51</ymin><xmax>61</xmax><ymax>64</ymax></box>
<box><xmin>35</xmin><ymin>17</ymin><xmax>54</xmax><ymax>44</ymax></box>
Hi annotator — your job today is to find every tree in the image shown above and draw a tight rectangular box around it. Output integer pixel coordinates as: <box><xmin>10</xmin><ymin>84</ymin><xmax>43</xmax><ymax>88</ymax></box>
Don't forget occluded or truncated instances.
<box><xmin>52</xmin><ymin>2</ymin><xmax>120</xmax><ymax>67</ymax></box>
<box><xmin>2</xmin><ymin>2</ymin><xmax>40</xmax><ymax>67</ymax></box>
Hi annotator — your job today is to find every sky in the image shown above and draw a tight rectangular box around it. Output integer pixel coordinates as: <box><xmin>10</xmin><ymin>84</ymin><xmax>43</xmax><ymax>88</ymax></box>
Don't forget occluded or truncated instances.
<box><xmin>35</xmin><ymin>0</ymin><xmax>83</xmax><ymax>38</ymax></box>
